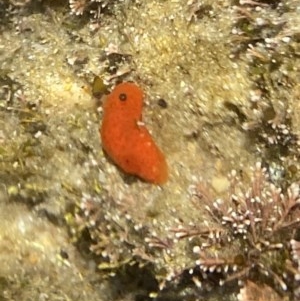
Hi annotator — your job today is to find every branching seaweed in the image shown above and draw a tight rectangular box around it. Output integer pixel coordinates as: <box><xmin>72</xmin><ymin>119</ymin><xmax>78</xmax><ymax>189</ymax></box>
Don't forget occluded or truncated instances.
<box><xmin>163</xmin><ymin>163</ymin><xmax>300</xmax><ymax>298</ymax></box>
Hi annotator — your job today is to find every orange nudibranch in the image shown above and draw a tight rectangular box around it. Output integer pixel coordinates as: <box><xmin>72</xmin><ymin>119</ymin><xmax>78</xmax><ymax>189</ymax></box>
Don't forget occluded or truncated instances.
<box><xmin>100</xmin><ymin>82</ymin><xmax>168</xmax><ymax>184</ymax></box>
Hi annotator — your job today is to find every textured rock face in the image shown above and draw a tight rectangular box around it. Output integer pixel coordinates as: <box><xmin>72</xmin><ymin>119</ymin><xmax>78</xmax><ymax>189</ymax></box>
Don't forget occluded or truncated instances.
<box><xmin>0</xmin><ymin>0</ymin><xmax>300</xmax><ymax>300</ymax></box>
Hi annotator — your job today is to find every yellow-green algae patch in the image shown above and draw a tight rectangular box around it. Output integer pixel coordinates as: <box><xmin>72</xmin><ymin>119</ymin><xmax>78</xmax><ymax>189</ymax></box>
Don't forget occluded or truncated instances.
<box><xmin>0</xmin><ymin>201</ymin><xmax>105</xmax><ymax>300</ymax></box>
<box><xmin>1</xmin><ymin>15</ymin><xmax>92</xmax><ymax>112</ymax></box>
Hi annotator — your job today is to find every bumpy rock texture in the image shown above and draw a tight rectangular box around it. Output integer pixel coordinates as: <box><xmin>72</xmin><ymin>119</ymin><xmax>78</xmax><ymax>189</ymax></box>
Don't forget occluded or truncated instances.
<box><xmin>0</xmin><ymin>0</ymin><xmax>300</xmax><ymax>300</ymax></box>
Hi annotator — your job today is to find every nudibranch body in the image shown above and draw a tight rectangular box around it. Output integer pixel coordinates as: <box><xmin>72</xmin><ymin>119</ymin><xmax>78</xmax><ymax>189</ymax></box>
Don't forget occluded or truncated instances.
<box><xmin>100</xmin><ymin>82</ymin><xmax>168</xmax><ymax>185</ymax></box>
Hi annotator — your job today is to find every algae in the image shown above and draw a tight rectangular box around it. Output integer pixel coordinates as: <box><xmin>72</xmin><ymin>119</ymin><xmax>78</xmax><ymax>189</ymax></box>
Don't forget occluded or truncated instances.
<box><xmin>0</xmin><ymin>0</ymin><xmax>300</xmax><ymax>300</ymax></box>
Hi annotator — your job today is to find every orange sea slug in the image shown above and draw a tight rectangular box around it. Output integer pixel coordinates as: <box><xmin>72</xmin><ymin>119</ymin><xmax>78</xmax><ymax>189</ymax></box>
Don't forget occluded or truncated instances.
<box><xmin>100</xmin><ymin>82</ymin><xmax>168</xmax><ymax>184</ymax></box>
